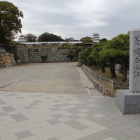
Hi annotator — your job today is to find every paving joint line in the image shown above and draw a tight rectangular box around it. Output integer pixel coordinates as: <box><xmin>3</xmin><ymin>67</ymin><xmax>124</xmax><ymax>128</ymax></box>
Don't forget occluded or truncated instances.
<box><xmin>0</xmin><ymin>67</ymin><xmax>47</xmax><ymax>88</ymax></box>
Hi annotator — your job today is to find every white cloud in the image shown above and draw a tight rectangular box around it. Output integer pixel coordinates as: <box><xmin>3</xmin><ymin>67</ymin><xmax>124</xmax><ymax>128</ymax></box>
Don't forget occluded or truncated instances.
<box><xmin>6</xmin><ymin>0</ymin><xmax>140</xmax><ymax>40</ymax></box>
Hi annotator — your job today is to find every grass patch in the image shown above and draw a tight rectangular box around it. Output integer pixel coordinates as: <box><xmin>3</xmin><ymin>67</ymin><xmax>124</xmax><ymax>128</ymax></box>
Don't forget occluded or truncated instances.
<box><xmin>89</xmin><ymin>66</ymin><xmax>129</xmax><ymax>82</ymax></box>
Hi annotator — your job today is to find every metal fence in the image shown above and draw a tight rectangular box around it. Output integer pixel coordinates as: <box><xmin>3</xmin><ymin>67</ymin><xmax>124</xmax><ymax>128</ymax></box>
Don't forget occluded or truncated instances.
<box><xmin>83</xmin><ymin>65</ymin><xmax>129</xmax><ymax>90</ymax></box>
<box><xmin>83</xmin><ymin>65</ymin><xmax>114</xmax><ymax>89</ymax></box>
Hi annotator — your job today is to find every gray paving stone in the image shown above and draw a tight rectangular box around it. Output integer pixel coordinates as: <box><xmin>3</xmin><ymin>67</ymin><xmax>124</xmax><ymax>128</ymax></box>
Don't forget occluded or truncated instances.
<box><xmin>31</xmin><ymin>95</ymin><xmax>44</xmax><ymax>97</ymax></box>
<box><xmin>47</xmin><ymin>119</ymin><xmax>61</xmax><ymax>125</ymax></box>
<box><xmin>24</xmin><ymin>106</ymin><xmax>34</xmax><ymax>110</ymax></box>
<box><xmin>5</xmin><ymin>93</ymin><xmax>18</xmax><ymax>96</ymax></box>
<box><xmin>78</xmin><ymin>131</ymin><xmax>108</xmax><ymax>140</ymax></box>
<box><xmin>56</xmin><ymin>103</ymin><xmax>70</xmax><ymax>107</ymax></box>
<box><xmin>50</xmin><ymin>108</ymin><xmax>59</xmax><ymax>111</ymax></box>
<box><xmin>65</xmin><ymin>120</ymin><xmax>88</xmax><ymax>130</ymax></box>
<box><xmin>68</xmin><ymin>115</ymin><xmax>80</xmax><ymax>120</ymax></box>
<box><xmin>65</xmin><ymin>108</ymin><xmax>80</xmax><ymax>114</ymax></box>
<box><xmin>34</xmin><ymin>100</ymin><xmax>42</xmax><ymax>103</ymax></box>
<box><xmin>11</xmin><ymin>113</ymin><xmax>28</xmax><ymax>122</ymax></box>
<box><xmin>47</xmin><ymin>138</ymin><xmax>58</xmax><ymax>140</ymax></box>
<box><xmin>45</xmin><ymin>97</ymin><xmax>52</xmax><ymax>99</ymax></box>
<box><xmin>52</xmin><ymin>114</ymin><xmax>64</xmax><ymax>118</ymax></box>
<box><xmin>15</xmin><ymin>130</ymin><xmax>33</xmax><ymax>139</ymax></box>
<box><xmin>0</xmin><ymin>99</ymin><xmax>6</xmax><ymax>105</ymax></box>
<box><xmin>16</xmin><ymin>97</ymin><xmax>24</xmax><ymax>99</ymax></box>
<box><xmin>2</xmin><ymin>106</ymin><xmax>15</xmax><ymax>112</ymax></box>
<box><xmin>78</xmin><ymin>132</ymin><xmax>106</xmax><ymax>140</ymax></box>
<box><xmin>0</xmin><ymin>112</ymin><xmax>8</xmax><ymax>116</ymax></box>
<box><xmin>30</xmin><ymin>102</ymin><xmax>38</xmax><ymax>106</ymax></box>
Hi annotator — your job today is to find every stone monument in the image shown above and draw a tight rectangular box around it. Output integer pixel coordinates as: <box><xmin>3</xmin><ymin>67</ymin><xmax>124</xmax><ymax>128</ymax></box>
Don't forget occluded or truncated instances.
<box><xmin>116</xmin><ymin>30</ymin><xmax>140</xmax><ymax>114</ymax></box>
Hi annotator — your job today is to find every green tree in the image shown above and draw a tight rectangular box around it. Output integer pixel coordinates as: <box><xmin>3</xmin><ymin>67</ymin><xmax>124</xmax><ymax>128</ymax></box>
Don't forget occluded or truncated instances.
<box><xmin>0</xmin><ymin>1</ymin><xmax>23</xmax><ymax>44</ymax></box>
<box><xmin>87</xmin><ymin>39</ymin><xmax>109</xmax><ymax>72</ymax></box>
<box><xmin>80</xmin><ymin>47</ymin><xmax>92</xmax><ymax>65</ymax></box>
<box><xmin>65</xmin><ymin>37</ymin><xmax>75</xmax><ymax>41</ymax></box>
<box><xmin>25</xmin><ymin>34</ymin><xmax>37</xmax><ymax>42</ymax></box>
<box><xmin>113</xmin><ymin>34</ymin><xmax>129</xmax><ymax>82</ymax></box>
<box><xmin>38</xmin><ymin>32</ymin><xmax>64</xmax><ymax>41</ymax></box>
<box><xmin>74</xmin><ymin>46</ymin><xmax>83</xmax><ymax>58</ymax></box>
<box><xmin>88</xmin><ymin>46</ymin><xmax>107</xmax><ymax>72</ymax></box>
<box><xmin>99</xmin><ymin>38</ymin><xmax>108</xmax><ymax>44</ymax></box>
<box><xmin>100</xmin><ymin>34</ymin><xmax>129</xmax><ymax>80</ymax></box>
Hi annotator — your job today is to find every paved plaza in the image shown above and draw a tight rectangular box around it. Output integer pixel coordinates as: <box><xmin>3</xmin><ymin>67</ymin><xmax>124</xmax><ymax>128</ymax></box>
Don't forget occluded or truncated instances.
<box><xmin>0</xmin><ymin>63</ymin><xmax>140</xmax><ymax>140</ymax></box>
<box><xmin>0</xmin><ymin>63</ymin><xmax>87</xmax><ymax>94</ymax></box>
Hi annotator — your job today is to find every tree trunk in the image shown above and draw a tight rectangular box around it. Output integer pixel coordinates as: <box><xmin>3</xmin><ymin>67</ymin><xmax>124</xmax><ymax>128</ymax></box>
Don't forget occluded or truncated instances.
<box><xmin>110</xmin><ymin>59</ymin><xmax>116</xmax><ymax>78</ymax></box>
<box><xmin>121</xmin><ymin>61</ymin><xmax>127</xmax><ymax>82</ymax></box>
<box><xmin>101</xmin><ymin>63</ymin><xmax>106</xmax><ymax>73</ymax></box>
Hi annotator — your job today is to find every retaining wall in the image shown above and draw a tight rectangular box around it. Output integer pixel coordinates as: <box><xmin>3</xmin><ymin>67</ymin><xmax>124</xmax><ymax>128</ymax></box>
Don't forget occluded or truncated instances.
<box><xmin>3</xmin><ymin>46</ymin><xmax>75</xmax><ymax>63</ymax></box>
<box><xmin>0</xmin><ymin>47</ymin><xmax>17</xmax><ymax>68</ymax></box>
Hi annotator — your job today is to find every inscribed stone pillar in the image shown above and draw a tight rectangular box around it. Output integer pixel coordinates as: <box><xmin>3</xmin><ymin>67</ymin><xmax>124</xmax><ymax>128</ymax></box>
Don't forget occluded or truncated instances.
<box><xmin>116</xmin><ymin>29</ymin><xmax>140</xmax><ymax>114</ymax></box>
<box><xmin>129</xmin><ymin>30</ymin><xmax>140</xmax><ymax>93</ymax></box>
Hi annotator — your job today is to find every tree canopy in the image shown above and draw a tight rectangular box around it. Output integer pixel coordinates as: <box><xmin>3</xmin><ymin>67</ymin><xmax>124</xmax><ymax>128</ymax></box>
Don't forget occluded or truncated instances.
<box><xmin>80</xmin><ymin>33</ymin><xmax>129</xmax><ymax>81</ymax></box>
<box><xmin>65</xmin><ymin>37</ymin><xmax>75</xmax><ymax>41</ymax></box>
<box><xmin>0</xmin><ymin>1</ymin><xmax>23</xmax><ymax>45</ymax></box>
<box><xmin>25</xmin><ymin>33</ymin><xmax>37</xmax><ymax>42</ymax></box>
<box><xmin>37</xmin><ymin>32</ymin><xmax>64</xmax><ymax>42</ymax></box>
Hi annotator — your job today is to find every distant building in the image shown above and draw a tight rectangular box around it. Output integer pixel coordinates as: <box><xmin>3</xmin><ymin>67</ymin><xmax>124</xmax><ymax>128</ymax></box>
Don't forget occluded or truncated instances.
<box><xmin>93</xmin><ymin>33</ymin><xmax>100</xmax><ymax>42</ymax></box>
<box><xmin>127</xmin><ymin>31</ymin><xmax>130</xmax><ymax>34</ymax></box>
<box><xmin>18</xmin><ymin>35</ymin><xmax>26</xmax><ymax>43</ymax></box>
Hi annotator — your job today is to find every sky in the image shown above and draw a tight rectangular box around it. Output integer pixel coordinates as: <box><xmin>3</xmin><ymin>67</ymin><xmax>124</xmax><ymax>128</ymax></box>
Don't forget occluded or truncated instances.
<box><xmin>3</xmin><ymin>0</ymin><xmax>140</xmax><ymax>40</ymax></box>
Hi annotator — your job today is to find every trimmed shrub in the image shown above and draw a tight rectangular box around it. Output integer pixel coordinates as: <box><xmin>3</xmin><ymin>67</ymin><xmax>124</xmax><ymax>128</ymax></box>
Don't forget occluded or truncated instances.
<box><xmin>41</xmin><ymin>54</ymin><xmax>48</xmax><ymax>62</ymax></box>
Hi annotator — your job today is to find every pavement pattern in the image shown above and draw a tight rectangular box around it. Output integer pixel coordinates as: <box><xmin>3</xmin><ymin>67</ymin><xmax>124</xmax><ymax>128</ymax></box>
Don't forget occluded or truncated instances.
<box><xmin>0</xmin><ymin>63</ymin><xmax>87</xmax><ymax>94</ymax></box>
<box><xmin>0</xmin><ymin>63</ymin><xmax>140</xmax><ymax>140</ymax></box>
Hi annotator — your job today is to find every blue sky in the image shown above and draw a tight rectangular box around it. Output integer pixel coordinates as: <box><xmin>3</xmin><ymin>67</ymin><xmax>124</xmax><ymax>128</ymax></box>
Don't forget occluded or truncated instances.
<box><xmin>4</xmin><ymin>0</ymin><xmax>140</xmax><ymax>40</ymax></box>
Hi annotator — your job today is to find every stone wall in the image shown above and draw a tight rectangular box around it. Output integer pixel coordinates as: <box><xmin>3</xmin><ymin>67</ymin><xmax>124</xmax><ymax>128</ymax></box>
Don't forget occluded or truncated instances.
<box><xmin>17</xmin><ymin>46</ymin><xmax>29</xmax><ymax>62</ymax></box>
<box><xmin>3</xmin><ymin>46</ymin><xmax>75</xmax><ymax>63</ymax></box>
<box><xmin>0</xmin><ymin>47</ymin><xmax>17</xmax><ymax>68</ymax></box>
<box><xmin>27</xmin><ymin>48</ymin><xmax>72</xmax><ymax>62</ymax></box>
<box><xmin>48</xmin><ymin>48</ymin><xmax>72</xmax><ymax>62</ymax></box>
<box><xmin>28</xmin><ymin>48</ymin><xmax>48</xmax><ymax>62</ymax></box>
<box><xmin>3</xmin><ymin>46</ymin><xmax>29</xmax><ymax>63</ymax></box>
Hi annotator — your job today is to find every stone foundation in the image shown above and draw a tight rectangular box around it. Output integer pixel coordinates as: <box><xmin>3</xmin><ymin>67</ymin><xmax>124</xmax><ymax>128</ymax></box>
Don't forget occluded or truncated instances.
<box><xmin>4</xmin><ymin>46</ymin><xmax>75</xmax><ymax>63</ymax></box>
<box><xmin>0</xmin><ymin>52</ymin><xmax>17</xmax><ymax>68</ymax></box>
<box><xmin>116</xmin><ymin>90</ymin><xmax>140</xmax><ymax>114</ymax></box>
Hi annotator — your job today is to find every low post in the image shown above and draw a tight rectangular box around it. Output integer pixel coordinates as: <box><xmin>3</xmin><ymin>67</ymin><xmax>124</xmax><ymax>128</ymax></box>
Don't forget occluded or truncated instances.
<box><xmin>77</xmin><ymin>52</ymin><xmax>82</xmax><ymax>67</ymax></box>
<box><xmin>116</xmin><ymin>30</ymin><xmax>140</xmax><ymax>114</ymax></box>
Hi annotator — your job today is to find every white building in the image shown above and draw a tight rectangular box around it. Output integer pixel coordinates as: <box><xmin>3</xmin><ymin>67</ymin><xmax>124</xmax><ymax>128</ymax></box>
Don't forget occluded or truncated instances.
<box><xmin>18</xmin><ymin>35</ymin><xmax>26</xmax><ymax>43</ymax></box>
<box><xmin>93</xmin><ymin>33</ymin><xmax>100</xmax><ymax>42</ymax></box>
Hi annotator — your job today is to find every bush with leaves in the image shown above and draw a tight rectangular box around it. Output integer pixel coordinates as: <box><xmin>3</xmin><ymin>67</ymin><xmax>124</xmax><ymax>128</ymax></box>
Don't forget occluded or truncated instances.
<box><xmin>59</xmin><ymin>43</ymin><xmax>72</xmax><ymax>48</ymax></box>
<box><xmin>80</xmin><ymin>48</ymin><xmax>92</xmax><ymax>65</ymax></box>
<box><xmin>74</xmin><ymin>46</ymin><xmax>83</xmax><ymax>58</ymax></box>
<box><xmin>14</xmin><ymin>54</ymin><xmax>20</xmax><ymax>62</ymax></box>
<box><xmin>67</xmin><ymin>53</ymin><xmax>75</xmax><ymax>61</ymax></box>
<box><xmin>41</xmin><ymin>54</ymin><xmax>48</xmax><ymax>62</ymax></box>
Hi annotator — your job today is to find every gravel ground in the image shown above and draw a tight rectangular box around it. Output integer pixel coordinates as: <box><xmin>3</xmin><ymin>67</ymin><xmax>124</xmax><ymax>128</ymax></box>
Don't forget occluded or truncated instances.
<box><xmin>0</xmin><ymin>62</ymin><xmax>88</xmax><ymax>94</ymax></box>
